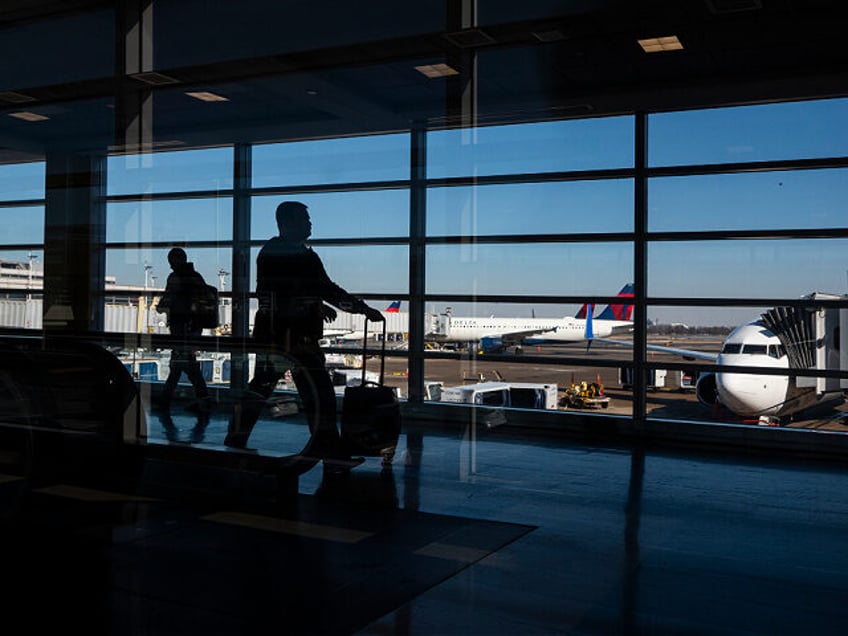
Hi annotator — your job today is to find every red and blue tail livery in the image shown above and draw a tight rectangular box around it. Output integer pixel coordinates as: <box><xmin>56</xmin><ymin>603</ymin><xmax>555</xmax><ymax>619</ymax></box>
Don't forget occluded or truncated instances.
<box><xmin>597</xmin><ymin>283</ymin><xmax>634</xmax><ymax>321</ymax></box>
<box><xmin>385</xmin><ymin>301</ymin><xmax>401</xmax><ymax>313</ymax></box>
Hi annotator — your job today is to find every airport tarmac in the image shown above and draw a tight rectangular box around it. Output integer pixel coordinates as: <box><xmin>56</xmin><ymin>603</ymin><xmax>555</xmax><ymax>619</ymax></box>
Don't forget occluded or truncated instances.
<box><xmin>361</xmin><ymin>339</ymin><xmax>848</xmax><ymax>434</ymax></box>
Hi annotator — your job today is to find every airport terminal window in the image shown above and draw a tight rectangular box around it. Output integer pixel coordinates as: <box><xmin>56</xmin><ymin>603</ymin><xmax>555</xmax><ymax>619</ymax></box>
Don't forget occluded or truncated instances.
<box><xmin>107</xmin><ymin>147</ymin><xmax>233</xmax><ymax>196</ymax></box>
<box><xmin>0</xmin><ymin>161</ymin><xmax>45</xmax><ymax>202</ymax></box>
<box><xmin>647</xmin><ymin>238</ymin><xmax>848</xmax><ymax>299</ymax></box>
<box><xmin>648</xmin><ymin>98</ymin><xmax>848</xmax><ymax>166</ymax></box>
<box><xmin>427</xmin><ymin>180</ymin><xmax>634</xmax><ymax>237</ymax></box>
<box><xmin>252</xmin><ymin>133</ymin><xmax>410</xmax><ymax>188</ymax></box>
<box><xmin>0</xmin><ymin>163</ymin><xmax>45</xmax><ymax>329</ymax></box>
<box><xmin>426</xmin><ymin>243</ymin><xmax>633</xmax><ymax>297</ymax></box>
<box><xmin>648</xmin><ymin>169</ymin><xmax>848</xmax><ymax>232</ymax></box>
<box><xmin>251</xmin><ymin>190</ymin><xmax>409</xmax><ymax>240</ymax></box>
<box><xmin>107</xmin><ymin>199</ymin><xmax>234</xmax><ymax>243</ymax></box>
<box><xmin>427</xmin><ymin>116</ymin><xmax>634</xmax><ymax>178</ymax></box>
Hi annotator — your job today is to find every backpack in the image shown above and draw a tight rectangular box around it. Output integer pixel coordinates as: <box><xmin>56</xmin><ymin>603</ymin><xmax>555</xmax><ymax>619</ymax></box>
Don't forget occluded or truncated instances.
<box><xmin>192</xmin><ymin>283</ymin><xmax>219</xmax><ymax>329</ymax></box>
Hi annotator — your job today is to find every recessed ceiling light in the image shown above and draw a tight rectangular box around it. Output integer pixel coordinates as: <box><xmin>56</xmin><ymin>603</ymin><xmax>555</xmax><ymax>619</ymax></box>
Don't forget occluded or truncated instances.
<box><xmin>637</xmin><ymin>35</ymin><xmax>683</xmax><ymax>53</ymax></box>
<box><xmin>0</xmin><ymin>91</ymin><xmax>36</xmax><ymax>104</ymax></box>
<box><xmin>8</xmin><ymin>111</ymin><xmax>49</xmax><ymax>122</ymax></box>
<box><xmin>129</xmin><ymin>71</ymin><xmax>180</xmax><ymax>86</ymax></box>
<box><xmin>185</xmin><ymin>91</ymin><xmax>229</xmax><ymax>102</ymax></box>
<box><xmin>414</xmin><ymin>63</ymin><xmax>460</xmax><ymax>78</ymax></box>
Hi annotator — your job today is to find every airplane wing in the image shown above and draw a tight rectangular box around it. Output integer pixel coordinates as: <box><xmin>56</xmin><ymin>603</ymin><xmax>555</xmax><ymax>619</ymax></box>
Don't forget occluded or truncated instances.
<box><xmin>585</xmin><ymin>312</ymin><xmax>717</xmax><ymax>361</ymax></box>
<box><xmin>483</xmin><ymin>329</ymin><xmax>550</xmax><ymax>345</ymax></box>
<box><xmin>590</xmin><ymin>336</ymin><xmax>718</xmax><ymax>361</ymax></box>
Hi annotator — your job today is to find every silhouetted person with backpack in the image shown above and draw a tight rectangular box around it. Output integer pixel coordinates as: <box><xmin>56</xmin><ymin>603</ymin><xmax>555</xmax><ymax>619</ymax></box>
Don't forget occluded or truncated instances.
<box><xmin>225</xmin><ymin>201</ymin><xmax>384</xmax><ymax>469</ymax></box>
<box><xmin>156</xmin><ymin>247</ymin><xmax>211</xmax><ymax>412</ymax></box>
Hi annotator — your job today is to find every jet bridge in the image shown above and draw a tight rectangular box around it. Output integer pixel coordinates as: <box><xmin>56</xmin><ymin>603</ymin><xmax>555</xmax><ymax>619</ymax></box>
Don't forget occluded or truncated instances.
<box><xmin>759</xmin><ymin>293</ymin><xmax>848</xmax><ymax>393</ymax></box>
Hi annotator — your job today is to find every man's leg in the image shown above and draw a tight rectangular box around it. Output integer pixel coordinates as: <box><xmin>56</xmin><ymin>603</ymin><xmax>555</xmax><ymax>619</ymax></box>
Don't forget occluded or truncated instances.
<box><xmin>225</xmin><ymin>355</ymin><xmax>280</xmax><ymax>448</ymax></box>
<box><xmin>291</xmin><ymin>350</ymin><xmax>353</xmax><ymax>462</ymax></box>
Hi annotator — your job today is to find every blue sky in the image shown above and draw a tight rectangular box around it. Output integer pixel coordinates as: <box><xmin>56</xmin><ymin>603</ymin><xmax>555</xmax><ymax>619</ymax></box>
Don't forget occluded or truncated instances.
<box><xmin>3</xmin><ymin>97</ymin><xmax>848</xmax><ymax>326</ymax></box>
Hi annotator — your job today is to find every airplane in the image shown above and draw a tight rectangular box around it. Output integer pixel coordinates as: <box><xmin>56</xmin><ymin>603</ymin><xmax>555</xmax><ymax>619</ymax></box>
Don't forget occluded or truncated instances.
<box><xmin>323</xmin><ymin>301</ymin><xmax>402</xmax><ymax>341</ymax></box>
<box><xmin>587</xmin><ymin>293</ymin><xmax>847</xmax><ymax>425</ymax></box>
<box><xmin>425</xmin><ymin>284</ymin><xmax>634</xmax><ymax>353</ymax></box>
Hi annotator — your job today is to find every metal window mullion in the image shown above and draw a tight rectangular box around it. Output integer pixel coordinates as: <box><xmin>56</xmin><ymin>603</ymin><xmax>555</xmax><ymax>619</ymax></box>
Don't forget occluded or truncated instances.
<box><xmin>633</xmin><ymin>113</ymin><xmax>648</xmax><ymax>425</ymax></box>
<box><xmin>407</xmin><ymin>125</ymin><xmax>427</xmax><ymax>403</ymax></box>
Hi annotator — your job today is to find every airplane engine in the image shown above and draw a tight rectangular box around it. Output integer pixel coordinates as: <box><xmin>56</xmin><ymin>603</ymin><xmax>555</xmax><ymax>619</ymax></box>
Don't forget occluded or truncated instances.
<box><xmin>695</xmin><ymin>372</ymin><xmax>718</xmax><ymax>408</ymax></box>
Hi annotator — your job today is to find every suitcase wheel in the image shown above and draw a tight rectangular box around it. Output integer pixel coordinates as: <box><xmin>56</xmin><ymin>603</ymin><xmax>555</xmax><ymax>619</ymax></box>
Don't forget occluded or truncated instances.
<box><xmin>380</xmin><ymin>446</ymin><xmax>396</xmax><ymax>467</ymax></box>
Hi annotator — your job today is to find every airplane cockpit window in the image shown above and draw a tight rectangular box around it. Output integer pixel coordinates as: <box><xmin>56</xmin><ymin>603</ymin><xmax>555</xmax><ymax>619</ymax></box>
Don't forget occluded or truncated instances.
<box><xmin>742</xmin><ymin>344</ymin><xmax>768</xmax><ymax>355</ymax></box>
<box><xmin>768</xmin><ymin>344</ymin><xmax>786</xmax><ymax>359</ymax></box>
<box><xmin>721</xmin><ymin>343</ymin><xmax>742</xmax><ymax>354</ymax></box>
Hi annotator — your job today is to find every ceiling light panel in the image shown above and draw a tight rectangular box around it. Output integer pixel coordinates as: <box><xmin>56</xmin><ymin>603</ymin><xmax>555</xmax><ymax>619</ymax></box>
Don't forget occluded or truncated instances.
<box><xmin>414</xmin><ymin>63</ymin><xmax>460</xmax><ymax>78</ymax></box>
<box><xmin>8</xmin><ymin>111</ymin><xmax>49</xmax><ymax>122</ymax></box>
<box><xmin>638</xmin><ymin>35</ymin><xmax>684</xmax><ymax>53</ymax></box>
<box><xmin>185</xmin><ymin>91</ymin><xmax>230</xmax><ymax>102</ymax></box>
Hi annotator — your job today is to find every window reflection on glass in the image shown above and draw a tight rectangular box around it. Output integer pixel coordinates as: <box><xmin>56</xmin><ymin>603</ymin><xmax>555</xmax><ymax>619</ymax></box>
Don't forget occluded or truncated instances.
<box><xmin>649</xmin><ymin>169</ymin><xmax>848</xmax><ymax>232</ymax></box>
<box><xmin>251</xmin><ymin>190</ymin><xmax>409</xmax><ymax>240</ymax></box>
<box><xmin>649</xmin><ymin>98</ymin><xmax>848</xmax><ymax>166</ymax></box>
<box><xmin>107</xmin><ymin>147</ymin><xmax>233</xmax><ymax>196</ymax></box>
<box><xmin>428</xmin><ymin>180</ymin><xmax>633</xmax><ymax>236</ymax></box>
<box><xmin>428</xmin><ymin>116</ymin><xmax>634</xmax><ymax>178</ymax></box>
<box><xmin>107</xmin><ymin>198</ymin><xmax>233</xmax><ymax>243</ymax></box>
<box><xmin>426</xmin><ymin>242</ymin><xmax>632</xmax><ymax>296</ymax></box>
<box><xmin>648</xmin><ymin>238</ymin><xmax>848</xmax><ymax>299</ymax></box>
<box><xmin>252</xmin><ymin>133</ymin><xmax>410</xmax><ymax>188</ymax></box>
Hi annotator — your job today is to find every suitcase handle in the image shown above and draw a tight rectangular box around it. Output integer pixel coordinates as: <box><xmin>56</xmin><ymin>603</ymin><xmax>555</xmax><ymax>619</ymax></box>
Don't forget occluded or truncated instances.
<box><xmin>361</xmin><ymin>317</ymin><xmax>387</xmax><ymax>385</ymax></box>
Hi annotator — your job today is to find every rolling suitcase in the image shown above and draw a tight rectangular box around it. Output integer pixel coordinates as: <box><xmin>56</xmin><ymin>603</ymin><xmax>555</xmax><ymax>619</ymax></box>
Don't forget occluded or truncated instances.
<box><xmin>340</xmin><ymin>318</ymin><xmax>401</xmax><ymax>466</ymax></box>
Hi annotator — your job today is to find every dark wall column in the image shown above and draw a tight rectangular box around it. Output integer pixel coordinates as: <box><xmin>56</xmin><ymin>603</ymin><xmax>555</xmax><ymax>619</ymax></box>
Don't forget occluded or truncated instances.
<box><xmin>43</xmin><ymin>153</ymin><xmax>106</xmax><ymax>333</ymax></box>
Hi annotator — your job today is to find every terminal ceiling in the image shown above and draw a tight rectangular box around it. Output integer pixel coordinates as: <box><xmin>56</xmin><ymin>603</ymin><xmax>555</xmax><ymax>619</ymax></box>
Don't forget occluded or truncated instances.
<box><xmin>0</xmin><ymin>1</ymin><xmax>847</xmax><ymax>162</ymax></box>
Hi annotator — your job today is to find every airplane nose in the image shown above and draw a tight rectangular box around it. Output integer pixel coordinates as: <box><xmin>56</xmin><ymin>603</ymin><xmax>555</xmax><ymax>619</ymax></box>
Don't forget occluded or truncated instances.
<box><xmin>716</xmin><ymin>372</ymin><xmax>777</xmax><ymax>416</ymax></box>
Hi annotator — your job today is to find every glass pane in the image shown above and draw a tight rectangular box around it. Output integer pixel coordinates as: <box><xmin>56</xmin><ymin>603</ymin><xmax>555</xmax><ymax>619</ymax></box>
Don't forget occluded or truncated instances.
<box><xmin>107</xmin><ymin>198</ymin><xmax>233</xmax><ymax>243</ymax></box>
<box><xmin>649</xmin><ymin>98</ymin><xmax>848</xmax><ymax>167</ymax></box>
<box><xmin>252</xmin><ymin>133</ymin><xmax>410</xmax><ymax>188</ymax></box>
<box><xmin>649</xmin><ymin>169</ymin><xmax>848</xmax><ymax>232</ymax></box>
<box><xmin>428</xmin><ymin>180</ymin><xmax>633</xmax><ymax>236</ymax></box>
<box><xmin>0</xmin><ymin>206</ymin><xmax>43</xmax><ymax>244</ymax></box>
<box><xmin>107</xmin><ymin>147</ymin><xmax>233</xmax><ymax>196</ymax></box>
<box><xmin>648</xmin><ymin>239</ymin><xmax>848</xmax><ymax>298</ymax></box>
<box><xmin>249</xmin><ymin>244</ymin><xmax>407</xmax><ymax>294</ymax></box>
<box><xmin>251</xmin><ymin>190</ymin><xmax>409</xmax><ymax>240</ymax></box>
<box><xmin>427</xmin><ymin>116</ymin><xmax>634</xmax><ymax>178</ymax></box>
<box><xmin>0</xmin><ymin>162</ymin><xmax>45</xmax><ymax>201</ymax></box>
<box><xmin>426</xmin><ymin>243</ymin><xmax>632</xmax><ymax>296</ymax></box>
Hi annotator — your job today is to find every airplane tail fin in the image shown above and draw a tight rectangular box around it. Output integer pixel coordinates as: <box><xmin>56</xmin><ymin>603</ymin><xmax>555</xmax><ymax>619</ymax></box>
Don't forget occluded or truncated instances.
<box><xmin>584</xmin><ymin>304</ymin><xmax>594</xmax><ymax>351</ymax></box>
<box><xmin>597</xmin><ymin>283</ymin><xmax>634</xmax><ymax>321</ymax></box>
<box><xmin>385</xmin><ymin>301</ymin><xmax>401</xmax><ymax>313</ymax></box>
<box><xmin>575</xmin><ymin>302</ymin><xmax>590</xmax><ymax>319</ymax></box>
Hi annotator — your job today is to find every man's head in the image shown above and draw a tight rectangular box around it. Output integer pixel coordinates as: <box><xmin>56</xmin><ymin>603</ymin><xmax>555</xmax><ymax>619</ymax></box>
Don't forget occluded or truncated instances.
<box><xmin>276</xmin><ymin>201</ymin><xmax>312</xmax><ymax>242</ymax></box>
<box><xmin>167</xmin><ymin>247</ymin><xmax>187</xmax><ymax>269</ymax></box>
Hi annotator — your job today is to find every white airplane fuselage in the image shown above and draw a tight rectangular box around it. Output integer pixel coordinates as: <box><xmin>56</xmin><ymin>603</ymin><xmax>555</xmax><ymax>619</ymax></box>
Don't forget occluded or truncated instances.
<box><xmin>428</xmin><ymin>315</ymin><xmax>630</xmax><ymax>344</ymax></box>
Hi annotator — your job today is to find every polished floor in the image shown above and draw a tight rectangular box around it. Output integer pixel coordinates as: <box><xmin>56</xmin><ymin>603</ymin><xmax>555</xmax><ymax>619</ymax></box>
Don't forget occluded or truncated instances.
<box><xmin>3</xmin><ymin>402</ymin><xmax>848</xmax><ymax>635</ymax></box>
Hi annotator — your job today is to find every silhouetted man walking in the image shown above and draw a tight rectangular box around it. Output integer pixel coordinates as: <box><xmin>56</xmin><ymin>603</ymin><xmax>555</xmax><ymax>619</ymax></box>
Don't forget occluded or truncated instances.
<box><xmin>157</xmin><ymin>247</ymin><xmax>210</xmax><ymax>412</ymax></box>
<box><xmin>225</xmin><ymin>201</ymin><xmax>384</xmax><ymax>467</ymax></box>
